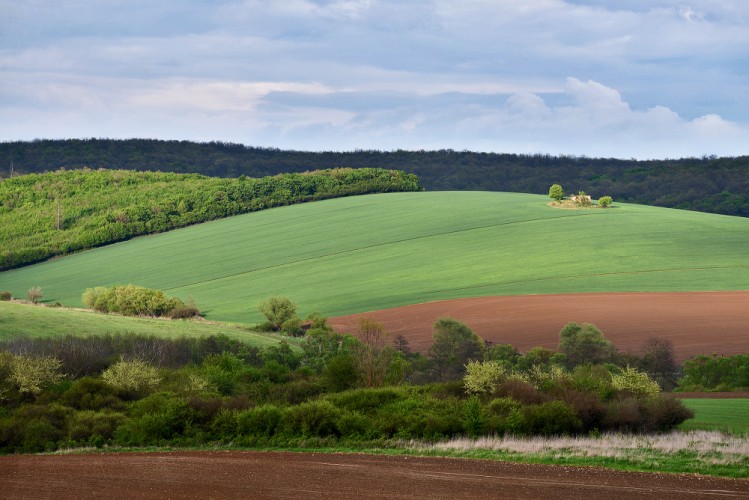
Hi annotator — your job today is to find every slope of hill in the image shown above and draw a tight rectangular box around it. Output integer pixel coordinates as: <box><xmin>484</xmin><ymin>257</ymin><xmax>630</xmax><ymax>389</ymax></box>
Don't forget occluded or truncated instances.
<box><xmin>1</xmin><ymin>191</ymin><xmax>748</xmax><ymax>324</ymax></box>
<box><xmin>0</xmin><ymin>168</ymin><xmax>419</xmax><ymax>270</ymax></box>
<box><xmin>2</xmin><ymin>138</ymin><xmax>748</xmax><ymax>216</ymax></box>
<box><xmin>0</xmin><ymin>301</ymin><xmax>294</xmax><ymax>349</ymax></box>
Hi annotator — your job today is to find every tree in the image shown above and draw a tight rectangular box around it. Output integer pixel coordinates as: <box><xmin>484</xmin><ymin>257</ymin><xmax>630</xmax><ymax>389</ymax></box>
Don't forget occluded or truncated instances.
<box><xmin>429</xmin><ymin>318</ymin><xmax>484</xmax><ymax>381</ymax></box>
<box><xmin>548</xmin><ymin>184</ymin><xmax>565</xmax><ymax>202</ymax></box>
<box><xmin>598</xmin><ymin>196</ymin><xmax>613</xmax><ymax>207</ymax></box>
<box><xmin>258</xmin><ymin>296</ymin><xmax>297</xmax><ymax>331</ymax></box>
<box><xmin>351</xmin><ymin>316</ymin><xmax>394</xmax><ymax>388</ymax></box>
<box><xmin>558</xmin><ymin>322</ymin><xmax>616</xmax><ymax>368</ymax></box>
<box><xmin>638</xmin><ymin>337</ymin><xmax>679</xmax><ymax>390</ymax></box>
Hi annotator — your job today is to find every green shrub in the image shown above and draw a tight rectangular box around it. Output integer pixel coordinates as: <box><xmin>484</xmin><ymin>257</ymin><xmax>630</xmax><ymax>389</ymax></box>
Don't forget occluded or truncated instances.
<box><xmin>514</xmin><ymin>401</ymin><xmax>582</xmax><ymax>436</ymax></box>
<box><xmin>68</xmin><ymin>409</ymin><xmax>125</xmax><ymax>442</ymax></box>
<box><xmin>611</xmin><ymin>366</ymin><xmax>661</xmax><ymax>399</ymax></box>
<box><xmin>115</xmin><ymin>392</ymin><xmax>195</xmax><ymax>445</ymax></box>
<box><xmin>336</xmin><ymin>411</ymin><xmax>373</xmax><ymax>439</ymax></box>
<box><xmin>237</xmin><ymin>405</ymin><xmax>284</xmax><ymax>438</ymax></box>
<box><xmin>258</xmin><ymin>297</ymin><xmax>298</xmax><ymax>331</ymax></box>
<box><xmin>598</xmin><ymin>196</ymin><xmax>613</xmax><ymax>207</ymax></box>
<box><xmin>61</xmin><ymin>377</ymin><xmax>124</xmax><ymax>411</ymax></box>
<box><xmin>326</xmin><ymin>387</ymin><xmax>404</xmax><ymax>414</ymax></box>
<box><xmin>0</xmin><ymin>291</ymin><xmax>11</xmax><ymax>301</ymax></box>
<box><xmin>102</xmin><ymin>358</ymin><xmax>161</xmax><ymax>397</ymax></box>
<box><xmin>281</xmin><ymin>400</ymin><xmax>341</xmax><ymax>438</ymax></box>
<box><xmin>463</xmin><ymin>397</ymin><xmax>486</xmax><ymax>437</ymax></box>
<box><xmin>81</xmin><ymin>284</ymin><xmax>183</xmax><ymax>317</ymax></box>
<box><xmin>464</xmin><ymin>360</ymin><xmax>506</xmax><ymax>395</ymax></box>
<box><xmin>6</xmin><ymin>354</ymin><xmax>63</xmax><ymax>396</ymax></box>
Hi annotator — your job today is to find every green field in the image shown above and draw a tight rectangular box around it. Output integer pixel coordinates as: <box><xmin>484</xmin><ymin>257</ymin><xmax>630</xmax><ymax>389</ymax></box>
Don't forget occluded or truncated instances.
<box><xmin>2</xmin><ymin>191</ymin><xmax>748</xmax><ymax>324</ymax></box>
<box><xmin>679</xmin><ymin>399</ymin><xmax>749</xmax><ymax>434</ymax></box>
<box><xmin>0</xmin><ymin>301</ymin><xmax>296</xmax><ymax>349</ymax></box>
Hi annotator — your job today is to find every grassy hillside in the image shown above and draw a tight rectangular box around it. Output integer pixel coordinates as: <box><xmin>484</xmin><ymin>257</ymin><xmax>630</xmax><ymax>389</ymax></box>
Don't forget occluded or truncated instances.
<box><xmin>0</xmin><ymin>301</ymin><xmax>294</xmax><ymax>349</ymax></box>
<box><xmin>0</xmin><ymin>168</ymin><xmax>419</xmax><ymax>270</ymax></box>
<box><xmin>1</xmin><ymin>191</ymin><xmax>748</xmax><ymax>324</ymax></box>
<box><xmin>679</xmin><ymin>399</ymin><xmax>749</xmax><ymax>434</ymax></box>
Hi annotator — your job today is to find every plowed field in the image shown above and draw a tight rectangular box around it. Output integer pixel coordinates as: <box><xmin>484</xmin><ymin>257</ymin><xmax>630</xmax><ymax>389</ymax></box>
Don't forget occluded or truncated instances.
<box><xmin>329</xmin><ymin>291</ymin><xmax>749</xmax><ymax>361</ymax></box>
<box><xmin>2</xmin><ymin>451</ymin><xmax>747</xmax><ymax>499</ymax></box>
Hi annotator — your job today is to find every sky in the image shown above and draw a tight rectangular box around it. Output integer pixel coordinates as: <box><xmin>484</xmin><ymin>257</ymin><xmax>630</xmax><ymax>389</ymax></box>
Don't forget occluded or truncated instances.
<box><xmin>1</xmin><ymin>0</ymin><xmax>748</xmax><ymax>159</ymax></box>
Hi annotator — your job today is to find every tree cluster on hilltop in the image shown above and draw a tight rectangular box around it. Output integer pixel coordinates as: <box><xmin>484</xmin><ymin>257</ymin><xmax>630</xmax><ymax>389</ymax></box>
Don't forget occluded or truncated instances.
<box><xmin>2</xmin><ymin>138</ymin><xmax>749</xmax><ymax>217</ymax></box>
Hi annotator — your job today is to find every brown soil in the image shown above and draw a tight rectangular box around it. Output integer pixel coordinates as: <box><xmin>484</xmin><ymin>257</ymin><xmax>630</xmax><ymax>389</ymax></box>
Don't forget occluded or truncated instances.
<box><xmin>329</xmin><ymin>291</ymin><xmax>749</xmax><ymax>362</ymax></box>
<box><xmin>1</xmin><ymin>451</ymin><xmax>747</xmax><ymax>499</ymax></box>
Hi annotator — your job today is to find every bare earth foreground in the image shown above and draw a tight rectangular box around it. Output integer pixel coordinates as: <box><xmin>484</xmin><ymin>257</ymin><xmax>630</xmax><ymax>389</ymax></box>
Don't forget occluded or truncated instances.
<box><xmin>2</xmin><ymin>451</ymin><xmax>748</xmax><ymax>499</ymax></box>
<box><xmin>330</xmin><ymin>291</ymin><xmax>749</xmax><ymax>362</ymax></box>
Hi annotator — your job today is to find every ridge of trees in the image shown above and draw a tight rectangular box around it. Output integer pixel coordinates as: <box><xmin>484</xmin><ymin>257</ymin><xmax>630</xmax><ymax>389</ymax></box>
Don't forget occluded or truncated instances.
<box><xmin>2</xmin><ymin>138</ymin><xmax>748</xmax><ymax>217</ymax></box>
<box><xmin>0</xmin><ymin>167</ymin><xmax>420</xmax><ymax>270</ymax></box>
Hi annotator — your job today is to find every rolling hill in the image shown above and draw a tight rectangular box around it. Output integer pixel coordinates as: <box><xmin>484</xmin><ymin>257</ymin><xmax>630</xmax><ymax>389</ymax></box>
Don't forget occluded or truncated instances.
<box><xmin>1</xmin><ymin>191</ymin><xmax>748</xmax><ymax>325</ymax></box>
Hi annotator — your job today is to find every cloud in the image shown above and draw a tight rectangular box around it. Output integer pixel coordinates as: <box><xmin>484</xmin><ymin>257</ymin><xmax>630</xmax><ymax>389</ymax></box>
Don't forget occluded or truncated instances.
<box><xmin>0</xmin><ymin>1</ymin><xmax>747</xmax><ymax>158</ymax></box>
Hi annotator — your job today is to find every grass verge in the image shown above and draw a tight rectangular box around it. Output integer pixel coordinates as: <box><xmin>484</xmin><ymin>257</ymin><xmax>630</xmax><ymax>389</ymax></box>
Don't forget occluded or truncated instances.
<box><xmin>0</xmin><ymin>300</ymin><xmax>300</xmax><ymax>350</ymax></box>
<box><xmin>49</xmin><ymin>430</ymin><xmax>748</xmax><ymax>479</ymax></box>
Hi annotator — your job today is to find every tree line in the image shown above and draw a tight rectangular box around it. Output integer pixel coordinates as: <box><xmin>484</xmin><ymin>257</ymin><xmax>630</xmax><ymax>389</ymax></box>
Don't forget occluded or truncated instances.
<box><xmin>0</xmin><ymin>167</ymin><xmax>419</xmax><ymax>270</ymax></box>
<box><xmin>2</xmin><ymin>138</ymin><xmax>749</xmax><ymax>216</ymax></box>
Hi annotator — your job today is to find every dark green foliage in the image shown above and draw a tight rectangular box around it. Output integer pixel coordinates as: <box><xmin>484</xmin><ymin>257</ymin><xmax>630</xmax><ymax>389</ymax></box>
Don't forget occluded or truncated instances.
<box><xmin>60</xmin><ymin>377</ymin><xmax>124</xmax><ymax>411</ymax></box>
<box><xmin>3</xmin><ymin>139</ymin><xmax>748</xmax><ymax>218</ymax></box>
<box><xmin>678</xmin><ymin>353</ymin><xmax>749</xmax><ymax>391</ymax></box>
<box><xmin>0</xmin><ymin>291</ymin><xmax>11</xmax><ymax>301</ymax></box>
<box><xmin>237</xmin><ymin>405</ymin><xmax>284</xmax><ymax>438</ymax></box>
<box><xmin>513</xmin><ymin>401</ymin><xmax>582</xmax><ymax>436</ymax></box>
<box><xmin>0</xmin><ymin>329</ymin><xmax>699</xmax><ymax>453</ymax></box>
<box><xmin>429</xmin><ymin>318</ymin><xmax>484</xmax><ymax>382</ymax></box>
<box><xmin>558</xmin><ymin>322</ymin><xmax>616</xmax><ymax>368</ymax></box>
<box><xmin>281</xmin><ymin>400</ymin><xmax>342</xmax><ymax>438</ymax></box>
<box><xmin>0</xmin><ymin>167</ymin><xmax>420</xmax><ymax>270</ymax></box>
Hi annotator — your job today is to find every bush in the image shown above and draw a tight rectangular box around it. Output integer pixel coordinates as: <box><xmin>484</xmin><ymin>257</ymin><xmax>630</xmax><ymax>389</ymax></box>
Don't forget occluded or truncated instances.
<box><xmin>464</xmin><ymin>360</ymin><xmax>506</xmax><ymax>395</ymax></box>
<box><xmin>170</xmin><ymin>304</ymin><xmax>201</xmax><ymax>319</ymax></box>
<box><xmin>81</xmin><ymin>284</ymin><xmax>184</xmax><ymax>317</ymax></box>
<box><xmin>61</xmin><ymin>377</ymin><xmax>124</xmax><ymax>411</ymax></box>
<box><xmin>258</xmin><ymin>297</ymin><xmax>298</xmax><ymax>331</ymax></box>
<box><xmin>0</xmin><ymin>291</ymin><xmax>11</xmax><ymax>301</ymax></box>
<box><xmin>115</xmin><ymin>392</ymin><xmax>195</xmax><ymax>445</ymax></box>
<box><xmin>515</xmin><ymin>401</ymin><xmax>582</xmax><ymax>436</ymax></box>
<box><xmin>598</xmin><ymin>196</ymin><xmax>613</xmax><ymax>207</ymax></box>
<box><xmin>237</xmin><ymin>405</ymin><xmax>284</xmax><ymax>438</ymax></box>
<box><xmin>102</xmin><ymin>358</ymin><xmax>161</xmax><ymax>397</ymax></box>
<box><xmin>611</xmin><ymin>366</ymin><xmax>661</xmax><ymax>399</ymax></box>
<box><xmin>548</xmin><ymin>184</ymin><xmax>565</xmax><ymax>202</ymax></box>
<box><xmin>6</xmin><ymin>354</ymin><xmax>63</xmax><ymax>396</ymax></box>
<box><xmin>281</xmin><ymin>400</ymin><xmax>341</xmax><ymax>438</ymax></box>
<box><xmin>68</xmin><ymin>409</ymin><xmax>125</xmax><ymax>443</ymax></box>
<box><xmin>27</xmin><ymin>286</ymin><xmax>42</xmax><ymax>304</ymax></box>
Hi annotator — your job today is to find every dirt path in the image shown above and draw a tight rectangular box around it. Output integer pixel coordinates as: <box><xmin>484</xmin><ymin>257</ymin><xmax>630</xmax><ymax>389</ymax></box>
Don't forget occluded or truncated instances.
<box><xmin>329</xmin><ymin>291</ymin><xmax>749</xmax><ymax>362</ymax></box>
<box><xmin>1</xmin><ymin>451</ymin><xmax>747</xmax><ymax>499</ymax></box>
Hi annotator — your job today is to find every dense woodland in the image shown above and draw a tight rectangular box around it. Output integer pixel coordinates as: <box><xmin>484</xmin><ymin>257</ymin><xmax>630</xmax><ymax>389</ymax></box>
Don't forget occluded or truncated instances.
<box><xmin>2</xmin><ymin>139</ymin><xmax>749</xmax><ymax>216</ymax></box>
<box><xmin>0</xmin><ymin>168</ymin><xmax>419</xmax><ymax>270</ymax></box>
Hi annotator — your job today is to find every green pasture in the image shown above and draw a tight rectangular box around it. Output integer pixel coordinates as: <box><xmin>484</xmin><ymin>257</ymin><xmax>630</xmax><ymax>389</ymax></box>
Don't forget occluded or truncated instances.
<box><xmin>2</xmin><ymin>191</ymin><xmax>748</xmax><ymax>324</ymax></box>
<box><xmin>0</xmin><ymin>301</ymin><xmax>295</xmax><ymax>349</ymax></box>
<box><xmin>679</xmin><ymin>398</ymin><xmax>749</xmax><ymax>434</ymax></box>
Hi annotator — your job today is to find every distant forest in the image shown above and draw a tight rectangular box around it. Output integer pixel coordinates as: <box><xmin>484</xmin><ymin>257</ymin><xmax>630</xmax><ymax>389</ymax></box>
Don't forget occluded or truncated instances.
<box><xmin>2</xmin><ymin>139</ymin><xmax>748</xmax><ymax>217</ymax></box>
